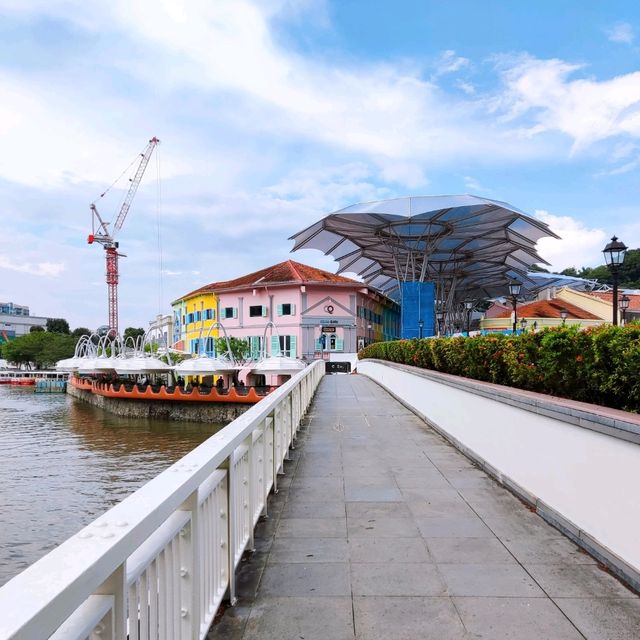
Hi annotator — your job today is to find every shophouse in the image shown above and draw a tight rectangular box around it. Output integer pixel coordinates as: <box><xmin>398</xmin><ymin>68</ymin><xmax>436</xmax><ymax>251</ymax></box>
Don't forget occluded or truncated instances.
<box><xmin>172</xmin><ymin>260</ymin><xmax>400</xmax><ymax>359</ymax></box>
<box><xmin>170</xmin><ymin>290</ymin><xmax>218</xmax><ymax>354</ymax></box>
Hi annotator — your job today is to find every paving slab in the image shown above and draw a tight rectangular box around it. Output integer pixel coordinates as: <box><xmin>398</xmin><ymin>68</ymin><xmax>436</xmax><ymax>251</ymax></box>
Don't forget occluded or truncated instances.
<box><xmin>353</xmin><ymin>596</ymin><xmax>466</xmax><ymax>640</ymax></box>
<box><xmin>208</xmin><ymin>374</ymin><xmax>640</xmax><ymax>639</ymax></box>
<box><xmin>453</xmin><ymin>596</ymin><xmax>584</xmax><ymax>639</ymax></box>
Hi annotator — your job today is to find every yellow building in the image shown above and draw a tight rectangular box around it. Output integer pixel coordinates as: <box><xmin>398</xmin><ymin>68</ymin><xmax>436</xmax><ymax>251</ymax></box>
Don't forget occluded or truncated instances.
<box><xmin>171</xmin><ymin>290</ymin><xmax>219</xmax><ymax>355</ymax></box>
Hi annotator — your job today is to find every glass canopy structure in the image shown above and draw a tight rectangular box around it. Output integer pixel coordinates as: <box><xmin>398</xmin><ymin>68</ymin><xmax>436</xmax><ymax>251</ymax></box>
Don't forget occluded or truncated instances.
<box><xmin>290</xmin><ymin>195</ymin><xmax>561</xmax><ymax>337</ymax></box>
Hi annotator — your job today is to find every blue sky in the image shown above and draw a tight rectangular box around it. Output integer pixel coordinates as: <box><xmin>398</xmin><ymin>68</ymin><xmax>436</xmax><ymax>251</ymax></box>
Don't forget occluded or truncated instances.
<box><xmin>2</xmin><ymin>0</ymin><xmax>640</xmax><ymax>330</ymax></box>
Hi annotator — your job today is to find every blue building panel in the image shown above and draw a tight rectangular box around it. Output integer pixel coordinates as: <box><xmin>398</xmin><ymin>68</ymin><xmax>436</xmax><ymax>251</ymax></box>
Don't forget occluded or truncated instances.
<box><xmin>400</xmin><ymin>282</ymin><xmax>435</xmax><ymax>338</ymax></box>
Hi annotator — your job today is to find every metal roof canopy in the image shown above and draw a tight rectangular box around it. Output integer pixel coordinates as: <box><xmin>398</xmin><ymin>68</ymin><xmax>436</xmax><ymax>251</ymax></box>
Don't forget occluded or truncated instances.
<box><xmin>290</xmin><ymin>195</ymin><xmax>561</xmax><ymax>307</ymax></box>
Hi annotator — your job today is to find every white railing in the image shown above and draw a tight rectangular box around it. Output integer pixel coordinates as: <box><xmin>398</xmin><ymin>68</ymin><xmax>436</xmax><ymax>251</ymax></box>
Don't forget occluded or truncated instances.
<box><xmin>0</xmin><ymin>360</ymin><xmax>324</xmax><ymax>640</ymax></box>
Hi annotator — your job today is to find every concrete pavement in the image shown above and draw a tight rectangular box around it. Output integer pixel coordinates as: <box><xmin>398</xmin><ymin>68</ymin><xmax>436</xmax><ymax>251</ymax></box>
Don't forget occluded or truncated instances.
<box><xmin>208</xmin><ymin>374</ymin><xmax>640</xmax><ymax>639</ymax></box>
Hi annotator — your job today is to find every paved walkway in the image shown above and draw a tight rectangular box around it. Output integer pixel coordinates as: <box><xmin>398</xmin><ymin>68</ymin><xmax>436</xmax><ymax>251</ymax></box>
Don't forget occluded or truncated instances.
<box><xmin>209</xmin><ymin>374</ymin><xmax>640</xmax><ymax>639</ymax></box>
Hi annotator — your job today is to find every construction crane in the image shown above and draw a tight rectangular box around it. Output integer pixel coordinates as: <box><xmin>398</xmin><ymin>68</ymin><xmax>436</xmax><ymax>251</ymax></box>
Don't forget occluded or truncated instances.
<box><xmin>88</xmin><ymin>136</ymin><xmax>159</xmax><ymax>336</ymax></box>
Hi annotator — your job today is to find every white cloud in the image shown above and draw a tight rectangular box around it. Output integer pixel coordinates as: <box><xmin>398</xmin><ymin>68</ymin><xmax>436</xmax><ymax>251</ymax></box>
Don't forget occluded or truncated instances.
<box><xmin>456</xmin><ymin>80</ymin><xmax>476</xmax><ymax>95</ymax></box>
<box><xmin>497</xmin><ymin>56</ymin><xmax>640</xmax><ymax>152</ymax></box>
<box><xmin>463</xmin><ymin>175</ymin><xmax>492</xmax><ymax>193</ymax></box>
<box><xmin>534</xmin><ymin>210</ymin><xmax>608</xmax><ymax>271</ymax></box>
<box><xmin>606</xmin><ymin>22</ymin><xmax>634</xmax><ymax>44</ymax></box>
<box><xmin>434</xmin><ymin>50</ymin><xmax>470</xmax><ymax>76</ymax></box>
<box><xmin>0</xmin><ymin>256</ymin><xmax>65</xmax><ymax>277</ymax></box>
<box><xmin>378</xmin><ymin>163</ymin><xmax>428</xmax><ymax>189</ymax></box>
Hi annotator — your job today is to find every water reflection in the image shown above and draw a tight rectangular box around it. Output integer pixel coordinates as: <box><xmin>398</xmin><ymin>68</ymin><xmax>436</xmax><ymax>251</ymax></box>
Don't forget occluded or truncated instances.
<box><xmin>0</xmin><ymin>386</ymin><xmax>223</xmax><ymax>586</ymax></box>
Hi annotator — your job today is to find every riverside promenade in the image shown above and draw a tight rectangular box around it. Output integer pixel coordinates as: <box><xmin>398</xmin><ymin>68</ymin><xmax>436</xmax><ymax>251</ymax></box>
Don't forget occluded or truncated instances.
<box><xmin>209</xmin><ymin>374</ymin><xmax>640</xmax><ymax>640</ymax></box>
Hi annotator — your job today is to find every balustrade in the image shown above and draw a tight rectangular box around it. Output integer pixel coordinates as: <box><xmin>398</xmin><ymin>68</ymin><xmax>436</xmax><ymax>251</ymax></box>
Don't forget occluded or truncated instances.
<box><xmin>0</xmin><ymin>360</ymin><xmax>324</xmax><ymax>640</ymax></box>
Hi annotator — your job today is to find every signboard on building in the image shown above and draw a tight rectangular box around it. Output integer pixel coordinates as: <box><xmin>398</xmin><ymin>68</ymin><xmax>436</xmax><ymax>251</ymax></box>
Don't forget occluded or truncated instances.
<box><xmin>321</xmin><ymin>326</ymin><xmax>337</xmax><ymax>333</ymax></box>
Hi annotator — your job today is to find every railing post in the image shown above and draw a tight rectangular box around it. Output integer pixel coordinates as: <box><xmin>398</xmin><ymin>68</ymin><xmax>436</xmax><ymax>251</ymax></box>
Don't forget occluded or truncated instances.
<box><xmin>95</xmin><ymin>563</ymin><xmax>126</xmax><ymax>640</ymax></box>
<box><xmin>245</xmin><ymin>434</ymin><xmax>256</xmax><ymax>553</ymax></box>
<box><xmin>264</xmin><ymin>415</ymin><xmax>275</xmax><ymax>509</ymax></box>
<box><xmin>179</xmin><ymin>490</ymin><xmax>200</xmax><ymax>640</ymax></box>
<box><xmin>222</xmin><ymin>459</ymin><xmax>237</xmax><ymax>606</ymax></box>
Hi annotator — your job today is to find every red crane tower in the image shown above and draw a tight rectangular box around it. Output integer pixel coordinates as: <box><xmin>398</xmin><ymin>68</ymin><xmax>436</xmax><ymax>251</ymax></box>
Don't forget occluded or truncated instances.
<box><xmin>88</xmin><ymin>136</ymin><xmax>159</xmax><ymax>336</ymax></box>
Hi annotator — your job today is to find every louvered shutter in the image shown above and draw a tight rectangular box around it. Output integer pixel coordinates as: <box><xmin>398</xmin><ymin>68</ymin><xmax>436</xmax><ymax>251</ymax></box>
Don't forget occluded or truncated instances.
<box><xmin>271</xmin><ymin>335</ymin><xmax>281</xmax><ymax>356</ymax></box>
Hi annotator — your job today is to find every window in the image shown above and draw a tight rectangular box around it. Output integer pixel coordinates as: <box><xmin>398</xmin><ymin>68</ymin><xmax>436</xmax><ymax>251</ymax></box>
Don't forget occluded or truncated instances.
<box><xmin>204</xmin><ymin>308</ymin><xmax>215</xmax><ymax>320</ymax></box>
<box><xmin>315</xmin><ymin>333</ymin><xmax>344</xmax><ymax>352</ymax></box>
<box><xmin>221</xmin><ymin>307</ymin><xmax>238</xmax><ymax>319</ymax></box>
<box><xmin>249</xmin><ymin>305</ymin><xmax>267</xmax><ymax>317</ymax></box>
<box><xmin>248</xmin><ymin>336</ymin><xmax>263</xmax><ymax>358</ymax></box>
<box><xmin>205</xmin><ymin>337</ymin><xmax>215</xmax><ymax>355</ymax></box>
<box><xmin>277</xmin><ymin>303</ymin><xmax>296</xmax><ymax>316</ymax></box>
<box><xmin>195</xmin><ymin>311</ymin><xmax>201</xmax><ymax>322</ymax></box>
<box><xmin>270</xmin><ymin>335</ymin><xmax>297</xmax><ymax>357</ymax></box>
<box><xmin>186</xmin><ymin>313</ymin><xmax>194</xmax><ymax>324</ymax></box>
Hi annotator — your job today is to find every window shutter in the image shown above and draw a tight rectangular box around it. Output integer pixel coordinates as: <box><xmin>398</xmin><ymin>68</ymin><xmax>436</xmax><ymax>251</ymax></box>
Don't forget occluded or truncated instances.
<box><xmin>277</xmin><ymin>304</ymin><xmax>283</xmax><ymax>316</ymax></box>
<box><xmin>233</xmin><ymin>307</ymin><xmax>238</xmax><ymax>319</ymax></box>
<box><xmin>271</xmin><ymin>335</ymin><xmax>281</xmax><ymax>356</ymax></box>
<box><xmin>291</xmin><ymin>303</ymin><xmax>296</xmax><ymax>315</ymax></box>
<box><xmin>220</xmin><ymin>308</ymin><xmax>226</xmax><ymax>320</ymax></box>
<box><xmin>262</xmin><ymin>305</ymin><xmax>268</xmax><ymax>317</ymax></box>
<box><xmin>336</xmin><ymin>338</ymin><xmax>344</xmax><ymax>351</ymax></box>
<box><xmin>289</xmin><ymin>335</ymin><xmax>297</xmax><ymax>357</ymax></box>
<box><xmin>315</xmin><ymin>338</ymin><xmax>322</xmax><ymax>351</ymax></box>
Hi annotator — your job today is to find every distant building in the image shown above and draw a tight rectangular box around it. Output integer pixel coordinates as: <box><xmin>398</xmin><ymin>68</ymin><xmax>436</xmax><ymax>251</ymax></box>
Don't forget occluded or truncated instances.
<box><xmin>480</xmin><ymin>286</ymin><xmax>640</xmax><ymax>331</ymax></box>
<box><xmin>171</xmin><ymin>260</ymin><xmax>400</xmax><ymax>359</ymax></box>
<box><xmin>171</xmin><ymin>291</ymin><xmax>219</xmax><ymax>354</ymax></box>
<box><xmin>0</xmin><ymin>302</ymin><xmax>48</xmax><ymax>344</ymax></box>
<box><xmin>147</xmin><ymin>314</ymin><xmax>174</xmax><ymax>350</ymax></box>
<box><xmin>481</xmin><ymin>298</ymin><xmax>602</xmax><ymax>332</ymax></box>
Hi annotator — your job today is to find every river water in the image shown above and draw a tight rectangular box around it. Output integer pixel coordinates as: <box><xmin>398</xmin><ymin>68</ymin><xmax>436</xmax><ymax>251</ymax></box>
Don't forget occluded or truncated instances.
<box><xmin>0</xmin><ymin>385</ymin><xmax>223</xmax><ymax>586</ymax></box>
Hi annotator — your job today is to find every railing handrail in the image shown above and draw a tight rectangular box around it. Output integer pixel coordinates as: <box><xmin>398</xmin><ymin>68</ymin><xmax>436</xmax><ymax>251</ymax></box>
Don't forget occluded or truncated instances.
<box><xmin>0</xmin><ymin>360</ymin><xmax>324</xmax><ymax>639</ymax></box>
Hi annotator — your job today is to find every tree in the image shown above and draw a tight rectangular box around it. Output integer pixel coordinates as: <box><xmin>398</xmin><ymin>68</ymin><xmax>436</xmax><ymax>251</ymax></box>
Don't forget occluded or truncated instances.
<box><xmin>72</xmin><ymin>327</ymin><xmax>91</xmax><ymax>338</ymax></box>
<box><xmin>46</xmin><ymin>318</ymin><xmax>70</xmax><ymax>334</ymax></box>
<box><xmin>0</xmin><ymin>332</ymin><xmax>75</xmax><ymax>369</ymax></box>
<box><xmin>30</xmin><ymin>325</ymin><xmax>45</xmax><ymax>333</ymax></box>
<box><xmin>124</xmin><ymin>327</ymin><xmax>145</xmax><ymax>341</ymax></box>
<box><xmin>214</xmin><ymin>336</ymin><xmax>250</xmax><ymax>361</ymax></box>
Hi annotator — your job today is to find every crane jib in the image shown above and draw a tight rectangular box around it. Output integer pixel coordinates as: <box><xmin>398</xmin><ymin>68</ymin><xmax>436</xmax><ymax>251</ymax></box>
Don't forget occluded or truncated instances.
<box><xmin>88</xmin><ymin>136</ymin><xmax>160</xmax><ymax>335</ymax></box>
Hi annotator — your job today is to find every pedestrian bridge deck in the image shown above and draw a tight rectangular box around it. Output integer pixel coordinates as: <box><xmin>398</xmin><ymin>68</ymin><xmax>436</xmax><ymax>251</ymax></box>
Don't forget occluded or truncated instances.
<box><xmin>209</xmin><ymin>374</ymin><xmax>640</xmax><ymax>639</ymax></box>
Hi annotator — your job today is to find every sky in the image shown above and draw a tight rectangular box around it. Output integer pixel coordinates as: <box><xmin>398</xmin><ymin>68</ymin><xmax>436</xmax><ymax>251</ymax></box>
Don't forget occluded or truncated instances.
<box><xmin>2</xmin><ymin>0</ymin><xmax>640</xmax><ymax>330</ymax></box>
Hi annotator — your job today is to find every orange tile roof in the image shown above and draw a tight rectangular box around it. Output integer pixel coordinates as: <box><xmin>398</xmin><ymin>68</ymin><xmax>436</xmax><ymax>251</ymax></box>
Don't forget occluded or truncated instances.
<box><xmin>493</xmin><ymin>298</ymin><xmax>601</xmax><ymax>320</ymax></box>
<box><xmin>589</xmin><ymin>291</ymin><xmax>640</xmax><ymax>312</ymax></box>
<box><xmin>177</xmin><ymin>260</ymin><xmax>358</xmax><ymax>301</ymax></box>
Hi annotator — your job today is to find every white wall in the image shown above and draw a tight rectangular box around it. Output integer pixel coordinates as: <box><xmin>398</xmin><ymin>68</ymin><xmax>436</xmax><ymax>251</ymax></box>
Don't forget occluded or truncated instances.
<box><xmin>358</xmin><ymin>360</ymin><xmax>640</xmax><ymax>576</ymax></box>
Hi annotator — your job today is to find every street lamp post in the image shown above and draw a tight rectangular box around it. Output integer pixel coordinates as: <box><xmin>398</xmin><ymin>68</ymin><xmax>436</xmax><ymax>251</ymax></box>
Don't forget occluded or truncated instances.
<box><xmin>560</xmin><ymin>308</ymin><xmax>568</xmax><ymax>326</ymax></box>
<box><xmin>367</xmin><ymin>323</ymin><xmax>372</xmax><ymax>345</ymax></box>
<box><xmin>603</xmin><ymin>236</ymin><xmax>628</xmax><ymax>326</ymax></box>
<box><xmin>508</xmin><ymin>281</ymin><xmax>522</xmax><ymax>335</ymax></box>
<box><xmin>436</xmin><ymin>311</ymin><xmax>444</xmax><ymax>337</ymax></box>
<box><xmin>418</xmin><ymin>319</ymin><xmax>424</xmax><ymax>339</ymax></box>
<box><xmin>620</xmin><ymin>294</ymin><xmax>630</xmax><ymax>326</ymax></box>
<box><xmin>464</xmin><ymin>301</ymin><xmax>474</xmax><ymax>335</ymax></box>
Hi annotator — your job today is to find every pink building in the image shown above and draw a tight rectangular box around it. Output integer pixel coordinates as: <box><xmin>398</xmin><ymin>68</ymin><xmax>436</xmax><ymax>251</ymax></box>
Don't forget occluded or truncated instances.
<box><xmin>183</xmin><ymin>260</ymin><xmax>400</xmax><ymax>360</ymax></box>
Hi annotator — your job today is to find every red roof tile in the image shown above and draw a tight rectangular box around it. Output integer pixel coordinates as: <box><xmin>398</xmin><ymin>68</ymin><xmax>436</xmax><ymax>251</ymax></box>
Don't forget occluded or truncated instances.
<box><xmin>493</xmin><ymin>298</ymin><xmax>601</xmax><ymax>320</ymax></box>
<box><xmin>589</xmin><ymin>291</ymin><xmax>640</xmax><ymax>312</ymax></box>
<box><xmin>177</xmin><ymin>260</ymin><xmax>358</xmax><ymax>301</ymax></box>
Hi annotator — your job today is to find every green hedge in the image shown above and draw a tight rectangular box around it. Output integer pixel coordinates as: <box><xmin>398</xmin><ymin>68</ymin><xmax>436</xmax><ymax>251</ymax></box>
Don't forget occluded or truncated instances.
<box><xmin>358</xmin><ymin>325</ymin><xmax>640</xmax><ymax>413</ymax></box>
